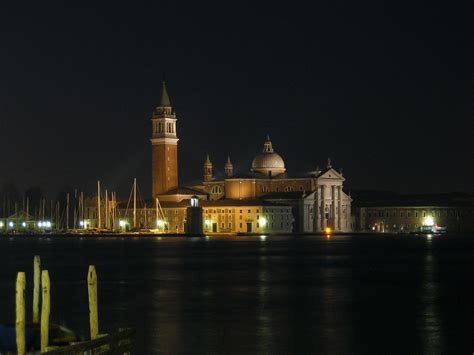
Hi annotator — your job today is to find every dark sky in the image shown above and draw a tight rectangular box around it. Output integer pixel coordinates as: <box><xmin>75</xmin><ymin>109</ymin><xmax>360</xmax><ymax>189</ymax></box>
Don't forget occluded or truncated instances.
<box><xmin>0</xmin><ymin>1</ymin><xmax>471</xmax><ymax>198</ymax></box>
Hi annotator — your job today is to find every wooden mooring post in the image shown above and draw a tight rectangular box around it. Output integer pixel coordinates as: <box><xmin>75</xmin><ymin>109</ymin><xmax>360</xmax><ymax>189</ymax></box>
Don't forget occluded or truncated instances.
<box><xmin>88</xmin><ymin>265</ymin><xmax>99</xmax><ymax>340</ymax></box>
<box><xmin>33</xmin><ymin>255</ymin><xmax>41</xmax><ymax>323</ymax></box>
<box><xmin>16</xmin><ymin>272</ymin><xmax>26</xmax><ymax>355</ymax></box>
<box><xmin>12</xmin><ymin>258</ymin><xmax>134</xmax><ymax>354</ymax></box>
<box><xmin>41</xmin><ymin>270</ymin><xmax>51</xmax><ymax>352</ymax></box>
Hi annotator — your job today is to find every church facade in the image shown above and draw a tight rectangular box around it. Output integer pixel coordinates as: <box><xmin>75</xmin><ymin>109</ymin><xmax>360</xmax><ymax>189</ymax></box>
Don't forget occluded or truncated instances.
<box><xmin>150</xmin><ymin>82</ymin><xmax>352</xmax><ymax>233</ymax></box>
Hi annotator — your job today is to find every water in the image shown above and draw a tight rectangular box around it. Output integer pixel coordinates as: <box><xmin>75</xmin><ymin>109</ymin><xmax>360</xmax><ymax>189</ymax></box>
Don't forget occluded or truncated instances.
<box><xmin>0</xmin><ymin>234</ymin><xmax>473</xmax><ymax>354</ymax></box>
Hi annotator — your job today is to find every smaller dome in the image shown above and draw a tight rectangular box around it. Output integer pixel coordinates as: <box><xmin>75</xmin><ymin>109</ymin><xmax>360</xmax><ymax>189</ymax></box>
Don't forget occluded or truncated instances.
<box><xmin>251</xmin><ymin>136</ymin><xmax>286</xmax><ymax>176</ymax></box>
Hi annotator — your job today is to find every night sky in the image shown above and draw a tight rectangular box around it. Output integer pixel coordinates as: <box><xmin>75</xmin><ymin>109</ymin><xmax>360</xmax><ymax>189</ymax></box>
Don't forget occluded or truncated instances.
<box><xmin>0</xmin><ymin>1</ymin><xmax>471</xmax><ymax>198</ymax></box>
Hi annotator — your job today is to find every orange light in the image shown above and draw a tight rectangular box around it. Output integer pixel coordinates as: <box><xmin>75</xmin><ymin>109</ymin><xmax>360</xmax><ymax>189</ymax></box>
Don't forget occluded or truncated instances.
<box><xmin>325</xmin><ymin>227</ymin><xmax>331</xmax><ymax>234</ymax></box>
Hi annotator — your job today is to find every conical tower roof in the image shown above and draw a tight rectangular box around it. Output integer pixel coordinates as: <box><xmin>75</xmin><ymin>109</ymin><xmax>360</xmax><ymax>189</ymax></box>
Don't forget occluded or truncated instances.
<box><xmin>204</xmin><ymin>153</ymin><xmax>212</xmax><ymax>165</ymax></box>
<box><xmin>159</xmin><ymin>81</ymin><xmax>171</xmax><ymax>107</ymax></box>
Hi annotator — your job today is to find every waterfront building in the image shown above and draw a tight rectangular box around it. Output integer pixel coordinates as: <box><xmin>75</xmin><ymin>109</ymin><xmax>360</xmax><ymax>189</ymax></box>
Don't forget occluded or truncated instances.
<box><xmin>0</xmin><ymin>211</ymin><xmax>37</xmax><ymax>232</ymax></box>
<box><xmin>186</xmin><ymin>140</ymin><xmax>352</xmax><ymax>233</ymax></box>
<box><xmin>150</xmin><ymin>82</ymin><xmax>352</xmax><ymax>233</ymax></box>
<box><xmin>85</xmin><ymin>82</ymin><xmax>352</xmax><ymax>234</ymax></box>
<box><xmin>113</xmin><ymin>198</ymin><xmax>293</xmax><ymax>234</ymax></box>
<box><xmin>352</xmin><ymin>191</ymin><xmax>474</xmax><ymax>233</ymax></box>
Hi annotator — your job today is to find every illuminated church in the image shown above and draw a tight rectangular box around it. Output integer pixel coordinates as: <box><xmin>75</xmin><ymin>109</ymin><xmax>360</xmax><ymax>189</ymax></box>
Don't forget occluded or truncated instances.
<box><xmin>149</xmin><ymin>82</ymin><xmax>352</xmax><ymax>234</ymax></box>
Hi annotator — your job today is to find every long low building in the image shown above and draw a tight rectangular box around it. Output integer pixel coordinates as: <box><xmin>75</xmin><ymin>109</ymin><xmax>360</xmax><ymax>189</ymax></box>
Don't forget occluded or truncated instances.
<box><xmin>83</xmin><ymin>198</ymin><xmax>294</xmax><ymax>234</ymax></box>
<box><xmin>352</xmin><ymin>191</ymin><xmax>474</xmax><ymax>233</ymax></box>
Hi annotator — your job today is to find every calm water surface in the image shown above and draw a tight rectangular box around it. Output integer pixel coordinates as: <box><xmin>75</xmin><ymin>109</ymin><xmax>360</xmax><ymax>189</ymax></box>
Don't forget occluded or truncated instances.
<box><xmin>0</xmin><ymin>234</ymin><xmax>473</xmax><ymax>354</ymax></box>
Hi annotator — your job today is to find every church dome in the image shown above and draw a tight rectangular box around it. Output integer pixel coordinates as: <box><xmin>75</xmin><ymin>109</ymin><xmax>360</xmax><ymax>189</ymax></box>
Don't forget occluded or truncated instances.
<box><xmin>251</xmin><ymin>136</ymin><xmax>286</xmax><ymax>176</ymax></box>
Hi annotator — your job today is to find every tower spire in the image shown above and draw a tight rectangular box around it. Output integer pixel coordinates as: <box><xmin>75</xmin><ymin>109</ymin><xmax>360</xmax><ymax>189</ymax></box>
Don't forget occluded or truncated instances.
<box><xmin>204</xmin><ymin>153</ymin><xmax>213</xmax><ymax>182</ymax></box>
<box><xmin>224</xmin><ymin>155</ymin><xmax>233</xmax><ymax>177</ymax></box>
<box><xmin>159</xmin><ymin>81</ymin><xmax>171</xmax><ymax>107</ymax></box>
<box><xmin>327</xmin><ymin>158</ymin><xmax>332</xmax><ymax>169</ymax></box>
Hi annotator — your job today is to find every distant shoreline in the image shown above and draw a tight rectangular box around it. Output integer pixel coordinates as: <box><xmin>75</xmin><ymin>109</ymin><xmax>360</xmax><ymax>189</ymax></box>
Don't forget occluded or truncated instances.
<box><xmin>0</xmin><ymin>231</ymin><xmax>467</xmax><ymax>238</ymax></box>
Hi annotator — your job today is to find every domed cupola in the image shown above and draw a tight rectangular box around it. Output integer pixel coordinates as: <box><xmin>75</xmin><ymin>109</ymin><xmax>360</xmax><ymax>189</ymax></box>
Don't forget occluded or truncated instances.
<box><xmin>251</xmin><ymin>135</ymin><xmax>286</xmax><ymax>177</ymax></box>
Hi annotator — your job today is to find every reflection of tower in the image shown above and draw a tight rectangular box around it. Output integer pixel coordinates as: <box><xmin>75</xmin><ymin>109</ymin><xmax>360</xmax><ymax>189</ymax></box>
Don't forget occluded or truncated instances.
<box><xmin>150</xmin><ymin>81</ymin><xmax>179</xmax><ymax>198</ymax></box>
<box><xmin>203</xmin><ymin>154</ymin><xmax>213</xmax><ymax>182</ymax></box>
<box><xmin>224</xmin><ymin>155</ymin><xmax>233</xmax><ymax>177</ymax></box>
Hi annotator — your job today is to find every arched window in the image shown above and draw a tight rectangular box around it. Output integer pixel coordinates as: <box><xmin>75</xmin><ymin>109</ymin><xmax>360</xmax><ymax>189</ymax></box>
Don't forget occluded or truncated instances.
<box><xmin>211</xmin><ymin>186</ymin><xmax>222</xmax><ymax>194</ymax></box>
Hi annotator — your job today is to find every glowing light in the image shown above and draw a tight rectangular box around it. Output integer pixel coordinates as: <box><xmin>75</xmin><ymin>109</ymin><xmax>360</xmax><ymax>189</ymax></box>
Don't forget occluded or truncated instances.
<box><xmin>258</xmin><ymin>217</ymin><xmax>267</xmax><ymax>227</ymax></box>
<box><xmin>204</xmin><ymin>219</ymin><xmax>210</xmax><ymax>226</ymax></box>
<box><xmin>119</xmin><ymin>220</ymin><xmax>127</xmax><ymax>227</ymax></box>
<box><xmin>259</xmin><ymin>235</ymin><xmax>267</xmax><ymax>240</ymax></box>
<box><xmin>325</xmin><ymin>227</ymin><xmax>332</xmax><ymax>234</ymax></box>
<box><xmin>0</xmin><ymin>221</ymin><xmax>4</xmax><ymax>228</ymax></box>
<box><xmin>21</xmin><ymin>222</ymin><xmax>26</xmax><ymax>227</ymax></box>
<box><xmin>423</xmin><ymin>216</ymin><xmax>434</xmax><ymax>226</ymax></box>
<box><xmin>8</xmin><ymin>221</ymin><xmax>14</xmax><ymax>228</ymax></box>
<box><xmin>79</xmin><ymin>221</ymin><xmax>84</xmax><ymax>227</ymax></box>
<box><xmin>156</xmin><ymin>219</ymin><xmax>164</xmax><ymax>227</ymax></box>
<box><xmin>38</xmin><ymin>221</ymin><xmax>43</xmax><ymax>227</ymax></box>
<box><xmin>45</xmin><ymin>221</ymin><xmax>51</xmax><ymax>228</ymax></box>
<box><xmin>371</xmin><ymin>226</ymin><xmax>376</xmax><ymax>231</ymax></box>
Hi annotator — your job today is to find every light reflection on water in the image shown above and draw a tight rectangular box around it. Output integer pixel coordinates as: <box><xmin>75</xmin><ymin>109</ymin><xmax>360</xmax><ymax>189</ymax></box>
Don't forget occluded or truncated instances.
<box><xmin>0</xmin><ymin>234</ymin><xmax>472</xmax><ymax>353</ymax></box>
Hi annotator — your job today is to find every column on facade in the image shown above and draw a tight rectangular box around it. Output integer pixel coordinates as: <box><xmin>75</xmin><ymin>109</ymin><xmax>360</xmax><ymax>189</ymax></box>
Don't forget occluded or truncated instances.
<box><xmin>331</xmin><ymin>185</ymin><xmax>336</xmax><ymax>229</ymax></box>
<box><xmin>320</xmin><ymin>185</ymin><xmax>325</xmax><ymax>230</ymax></box>
<box><xmin>313</xmin><ymin>185</ymin><xmax>319</xmax><ymax>232</ymax></box>
<box><xmin>338</xmin><ymin>186</ymin><xmax>342</xmax><ymax>231</ymax></box>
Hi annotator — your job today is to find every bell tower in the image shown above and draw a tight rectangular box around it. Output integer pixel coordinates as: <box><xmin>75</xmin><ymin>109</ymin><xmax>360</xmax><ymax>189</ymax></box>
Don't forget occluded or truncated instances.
<box><xmin>151</xmin><ymin>81</ymin><xmax>179</xmax><ymax>198</ymax></box>
<box><xmin>203</xmin><ymin>154</ymin><xmax>213</xmax><ymax>182</ymax></box>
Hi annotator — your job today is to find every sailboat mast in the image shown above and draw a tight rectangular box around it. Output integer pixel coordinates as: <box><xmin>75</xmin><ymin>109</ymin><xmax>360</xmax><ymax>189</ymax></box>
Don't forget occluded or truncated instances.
<box><xmin>97</xmin><ymin>180</ymin><xmax>101</xmax><ymax>229</ymax></box>
<box><xmin>26</xmin><ymin>197</ymin><xmax>29</xmax><ymax>228</ymax></box>
<box><xmin>144</xmin><ymin>203</ymin><xmax>147</xmax><ymax>229</ymax></box>
<box><xmin>66</xmin><ymin>193</ymin><xmax>70</xmax><ymax>230</ymax></box>
<box><xmin>80</xmin><ymin>192</ymin><xmax>84</xmax><ymax>228</ymax></box>
<box><xmin>133</xmin><ymin>178</ymin><xmax>137</xmax><ymax>229</ymax></box>
<box><xmin>111</xmin><ymin>192</ymin><xmax>115</xmax><ymax>231</ymax></box>
<box><xmin>105</xmin><ymin>189</ymin><xmax>109</xmax><ymax>230</ymax></box>
<box><xmin>73</xmin><ymin>189</ymin><xmax>77</xmax><ymax>229</ymax></box>
<box><xmin>155</xmin><ymin>198</ymin><xmax>159</xmax><ymax>230</ymax></box>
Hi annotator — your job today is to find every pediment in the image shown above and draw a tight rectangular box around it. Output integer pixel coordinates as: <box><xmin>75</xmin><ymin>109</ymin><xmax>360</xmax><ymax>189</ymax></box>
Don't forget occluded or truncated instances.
<box><xmin>317</xmin><ymin>168</ymin><xmax>345</xmax><ymax>181</ymax></box>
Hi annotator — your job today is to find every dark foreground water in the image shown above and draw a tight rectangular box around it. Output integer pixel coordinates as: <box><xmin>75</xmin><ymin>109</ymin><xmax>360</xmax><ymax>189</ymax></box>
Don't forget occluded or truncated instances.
<box><xmin>0</xmin><ymin>234</ymin><xmax>473</xmax><ymax>354</ymax></box>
